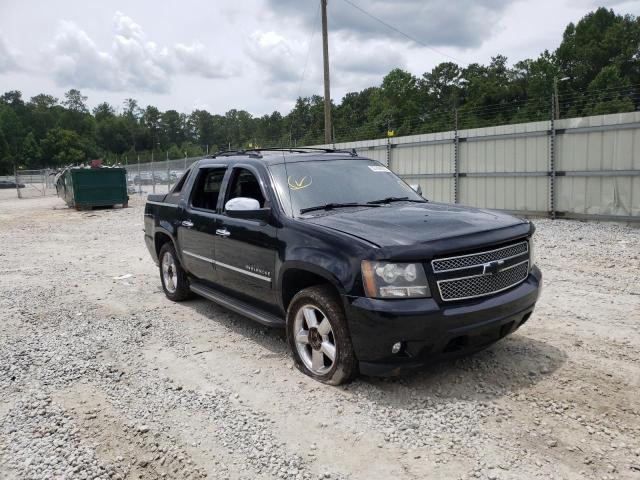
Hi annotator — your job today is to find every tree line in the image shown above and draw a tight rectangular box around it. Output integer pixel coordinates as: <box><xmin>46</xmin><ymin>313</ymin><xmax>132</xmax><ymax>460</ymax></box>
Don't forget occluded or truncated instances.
<box><xmin>0</xmin><ymin>7</ymin><xmax>638</xmax><ymax>174</ymax></box>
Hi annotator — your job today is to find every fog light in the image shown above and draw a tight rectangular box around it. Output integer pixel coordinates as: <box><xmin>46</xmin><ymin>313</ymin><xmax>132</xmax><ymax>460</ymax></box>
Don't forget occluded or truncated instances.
<box><xmin>391</xmin><ymin>342</ymin><xmax>402</xmax><ymax>354</ymax></box>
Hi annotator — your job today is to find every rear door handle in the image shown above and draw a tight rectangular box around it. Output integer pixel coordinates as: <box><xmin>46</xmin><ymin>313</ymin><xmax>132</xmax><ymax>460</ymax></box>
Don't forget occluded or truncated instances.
<box><xmin>216</xmin><ymin>228</ymin><xmax>231</xmax><ymax>237</ymax></box>
<box><xmin>182</xmin><ymin>220</ymin><xmax>194</xmax><ymax>228</ymax></box>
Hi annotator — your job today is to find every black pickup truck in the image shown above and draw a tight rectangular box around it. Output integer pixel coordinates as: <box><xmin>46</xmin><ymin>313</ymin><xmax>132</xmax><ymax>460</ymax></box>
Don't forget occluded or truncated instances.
<box><xmin>144</xmin><ymin>149</ymin><xmax>542</xmax><ymax>384</ymax></box>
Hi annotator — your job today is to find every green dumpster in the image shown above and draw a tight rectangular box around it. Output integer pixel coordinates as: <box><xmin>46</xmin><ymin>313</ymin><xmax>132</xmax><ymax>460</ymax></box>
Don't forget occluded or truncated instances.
<box><xmin>56</xmin><ymin>167</ymin><xmax>129</xmax><ymax>209</ymax></box>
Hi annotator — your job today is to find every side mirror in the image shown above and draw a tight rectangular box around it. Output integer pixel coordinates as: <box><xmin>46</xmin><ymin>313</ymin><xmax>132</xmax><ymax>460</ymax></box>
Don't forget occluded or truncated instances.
<box><xmin>410</xmin><ymin>184</ymin><xmax>423</xmax><ymax>196</ymax></box>
<box><xmin>225</xmin><ymin>197</ymin><xmax>270</xmax><ymax>221</ymax></box>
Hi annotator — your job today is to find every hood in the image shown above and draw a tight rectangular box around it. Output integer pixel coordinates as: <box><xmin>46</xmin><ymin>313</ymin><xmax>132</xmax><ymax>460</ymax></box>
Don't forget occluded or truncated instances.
<box><xmin>304</xmin><ymin>202</ymin><xmax>528</xmax><ymax>249</ymax></box>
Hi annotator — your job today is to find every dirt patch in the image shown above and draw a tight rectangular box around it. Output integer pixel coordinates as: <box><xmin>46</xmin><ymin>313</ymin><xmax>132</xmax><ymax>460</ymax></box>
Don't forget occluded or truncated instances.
<box><xmin>0</xmin><ymin>195</ymin><xmax>639</xmax><ymax>480</ymax></box>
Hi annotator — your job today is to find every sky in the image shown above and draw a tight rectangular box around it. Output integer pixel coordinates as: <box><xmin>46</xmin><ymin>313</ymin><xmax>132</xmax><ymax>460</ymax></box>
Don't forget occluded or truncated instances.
<box><xmin>0</xmin><ymin>0</ymin><xmax>638</xmax><ymax>117</ymax></box>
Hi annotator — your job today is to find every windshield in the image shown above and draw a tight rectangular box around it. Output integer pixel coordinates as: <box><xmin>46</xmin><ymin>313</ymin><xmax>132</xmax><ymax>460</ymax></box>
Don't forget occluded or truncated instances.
<box><xmin>269</xmin><ymin>158</ymin><xmax>424</xmax><ymax>217</ymax></box>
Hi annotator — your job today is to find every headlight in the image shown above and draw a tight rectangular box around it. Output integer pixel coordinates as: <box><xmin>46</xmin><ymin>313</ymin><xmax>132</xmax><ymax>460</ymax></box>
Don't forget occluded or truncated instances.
<box><xmin>529</xmin><ymin>238</ymin><xmax>535</xmax><ymax>268</ymax></box>
<box><xmin>361</xmin><ymin>261</ymin><xmax>431</xmax><ymax>298</ymax></box>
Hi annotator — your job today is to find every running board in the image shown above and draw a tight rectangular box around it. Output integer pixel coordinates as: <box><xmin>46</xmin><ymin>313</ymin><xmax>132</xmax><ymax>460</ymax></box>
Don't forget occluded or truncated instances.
<box><xmin>190</xmin><ymin>282</ymin><xmax>285</xmax><ymax>327</ymax></box>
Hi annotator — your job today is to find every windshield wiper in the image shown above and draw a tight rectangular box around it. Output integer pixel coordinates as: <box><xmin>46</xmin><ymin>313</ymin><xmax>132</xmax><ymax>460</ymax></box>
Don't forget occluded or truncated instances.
<box><xmin>299</xmin><ymin>202</ymin><xmax>381</xmax><ymax>214</ymax></box>
<box><xmin>367</xmin><ymin>196</ymin><xmax>426</xmax><ymax>205</ymax></box>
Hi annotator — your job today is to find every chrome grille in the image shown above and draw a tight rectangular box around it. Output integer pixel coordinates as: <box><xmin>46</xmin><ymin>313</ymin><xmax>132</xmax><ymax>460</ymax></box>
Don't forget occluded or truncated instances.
<box><xmin>432</xmin><ymin>241</ymin><xmax>528</xmax><ymax>272</ymax></box>
<box><xmin>438</xmin><ymin>261</ymin><xmax>529</xmax><ymax>301</ymax></box>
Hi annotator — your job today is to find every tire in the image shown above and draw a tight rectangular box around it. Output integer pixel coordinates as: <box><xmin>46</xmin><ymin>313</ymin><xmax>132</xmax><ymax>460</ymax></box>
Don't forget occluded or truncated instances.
<box><xmin>159</xmin><ymin>242</ymin><xmax>192</xmax><ymax>301</ymax></box>
<box><xmin>286</xmin><ymin>285</ymin><xmax>358</xmax><ymax>385</ymax></box>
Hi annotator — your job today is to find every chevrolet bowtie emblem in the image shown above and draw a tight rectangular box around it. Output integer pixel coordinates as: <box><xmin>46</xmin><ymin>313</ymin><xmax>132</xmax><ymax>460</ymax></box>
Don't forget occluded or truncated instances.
<box><xmin>482</xmin><ymin>260</ymin><xmax>505</xmax><ymax>275</ymax></box>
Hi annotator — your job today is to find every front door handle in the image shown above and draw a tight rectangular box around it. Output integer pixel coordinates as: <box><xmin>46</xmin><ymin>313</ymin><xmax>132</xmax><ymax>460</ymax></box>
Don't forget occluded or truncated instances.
<box><xmin>182</xmin><ymin>220</ymin><xmax>194</xmax><ymax>228</ymax></box>
<box><xmin>216</xmin><ymin>228</ymin><xmax>231</xmax><ymax>237</ymax></box>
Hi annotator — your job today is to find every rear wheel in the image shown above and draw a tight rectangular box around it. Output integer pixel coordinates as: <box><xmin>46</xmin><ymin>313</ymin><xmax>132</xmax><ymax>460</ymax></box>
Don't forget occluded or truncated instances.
<box><xmin>287</xmin><ymin>285</ymin><xmax>358</xmax><ymax>385</ymax></box>
<box><xmin>159</xmin><ymin>242</ymin><xmax>192</xmax><ymax>301</ymax></box>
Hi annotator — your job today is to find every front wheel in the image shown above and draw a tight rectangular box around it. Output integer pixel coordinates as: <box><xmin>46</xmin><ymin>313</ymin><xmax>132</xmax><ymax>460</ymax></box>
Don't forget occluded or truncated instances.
<box><xmin>287</xmin><ymin>285</ymin><xmax>358</xmax><ymax>385</ymax></box>
<box><xmin>159</xmin><ymin>242</ymin><xmax>192</xmax><ymax>301</ymax></box>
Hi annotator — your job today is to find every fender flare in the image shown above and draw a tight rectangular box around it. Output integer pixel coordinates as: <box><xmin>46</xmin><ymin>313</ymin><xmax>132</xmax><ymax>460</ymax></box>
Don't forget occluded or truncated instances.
<box><xmin>153</xmin><ymin>227</ymin><xmax>185</xmax><ymax>267</ymax></box>
<box><xmin>277</xmin><ymin>260</ymin><xmax>349</xmax><ymax>312</ymax></box>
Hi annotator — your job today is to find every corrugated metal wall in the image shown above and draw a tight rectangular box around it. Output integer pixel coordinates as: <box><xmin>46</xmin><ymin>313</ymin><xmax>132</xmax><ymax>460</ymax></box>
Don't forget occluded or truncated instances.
<box><xmin>555</xmin><ymin>113</ymin><xmax>640</xmax><ymax>218</ymax></box>
<box><xmin>458</xmin><ymin>121</ymin><xmax>549</xmax><ymax>213</ymax></box>
<box><xmin>320</xmin><ymin>111</ymin><xmax>640</xmax><ymax>221</ymax></box>
<box><xmin>391</xmin><ymin>131</ymin><xmax>456</xmax><ymax>204</ymax></box>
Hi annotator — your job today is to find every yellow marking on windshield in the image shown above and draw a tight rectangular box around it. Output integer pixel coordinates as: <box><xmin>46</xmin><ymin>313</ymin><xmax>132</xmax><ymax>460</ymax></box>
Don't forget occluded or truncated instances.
<box><xmin>288</xmin><ymin>176</ymin><xmax>312</xmax><ymax>190</ymax></box>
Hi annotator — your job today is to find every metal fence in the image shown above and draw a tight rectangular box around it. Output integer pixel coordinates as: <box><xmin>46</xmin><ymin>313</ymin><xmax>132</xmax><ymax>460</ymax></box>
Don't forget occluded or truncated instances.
<box><xmin>1</xmin><ymin>157</ymin><xmax>202</xmax><ymax>200</ymax></box>
<box><xmin>122</xmin><ymin>156</ymin><xmax>200</xmax><ymax>196</ymax></box>
<box><xmin>316</xmin><ymin>111</ymin><xmax>640</xmax><ymax>222</ymax></box>
<box><xmin>4</xmin><ymin>112</ymin><xmax>639</xmax><ymax>222</ymax></box>
<box><xmin>0</xmin><ymin>169</ymin><xmax>58</xmax><ymax>199</ymax></box>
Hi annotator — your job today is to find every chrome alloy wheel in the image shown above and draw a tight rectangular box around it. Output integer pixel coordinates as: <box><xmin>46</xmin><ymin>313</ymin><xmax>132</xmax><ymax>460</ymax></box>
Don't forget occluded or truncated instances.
<box><xmin>161</xmin><ymin>251</ymin><xmax>178</xmax><ymax>294</ymax></box>
<box><xmin>293</xmin><ymin>304</ymin><xmax>336</xmax><ymax>375</ymax></box>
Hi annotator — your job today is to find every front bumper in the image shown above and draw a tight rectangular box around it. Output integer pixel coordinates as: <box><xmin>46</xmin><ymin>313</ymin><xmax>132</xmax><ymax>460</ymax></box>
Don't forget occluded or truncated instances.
<box><xmin>343</xmin><ymin>266</ymin><xmax>542</xmax><ymax>376</ymax></box>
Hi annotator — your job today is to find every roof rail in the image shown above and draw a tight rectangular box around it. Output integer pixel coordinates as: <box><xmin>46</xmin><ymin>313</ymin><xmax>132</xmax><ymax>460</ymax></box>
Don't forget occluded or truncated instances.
<box><xmin>208</xmin><ymin>147</ymin><xmax>358</xmax><ymax>158</ymax></box>
<box><xmin>208</xmin><ymin>150</ymin><xmax>263</xmax><ymax>159</ymax></box>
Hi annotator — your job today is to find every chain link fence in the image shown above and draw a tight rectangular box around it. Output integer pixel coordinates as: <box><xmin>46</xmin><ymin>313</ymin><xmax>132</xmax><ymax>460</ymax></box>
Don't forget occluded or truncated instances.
<box><xmin>2</xmin><ymin>157</ymin><xmax>202</xmax><ymax>201</ymax></box>
<box><xmin>122</xmin><ymin>156</ymin><xmax>200</xmax><ymax>197</ymax></box>
<box><xmin>1</xmin><ymin>170</ymin><xmax>58</xmax><ymax>199</ymax></box>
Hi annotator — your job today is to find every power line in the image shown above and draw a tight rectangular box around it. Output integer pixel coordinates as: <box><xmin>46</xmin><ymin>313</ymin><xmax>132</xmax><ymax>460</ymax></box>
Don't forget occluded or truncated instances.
<box><xmin>295</xmin><ymin>3</ymin><xmax>321</xmax><ymax>101</ymax></box>
<box><xmin>290</xmin><ymin>3</ymin><xmax>322</xmax><ymax>146</ymax></box>
<box><xmin>340</xmin><ymin>0</ymin><xmax>462</xmax><ymax>63</ymax></box>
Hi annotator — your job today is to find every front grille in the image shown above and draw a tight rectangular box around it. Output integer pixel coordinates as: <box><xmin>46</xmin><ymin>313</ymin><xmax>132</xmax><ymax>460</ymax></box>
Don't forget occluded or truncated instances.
<box><xmin>437</xmin><ymin>261</ymin><xmax>529</xmax><ymax>301</ymax></box>
<box><xmin>432</xmin><ymin>241</ymin><xmax>528</xmax><ymax>272</ymax></box>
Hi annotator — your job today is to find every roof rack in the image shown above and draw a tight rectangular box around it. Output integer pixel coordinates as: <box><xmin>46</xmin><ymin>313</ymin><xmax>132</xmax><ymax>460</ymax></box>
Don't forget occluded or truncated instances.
<box><xmin>208</xmin><ymin>150</ymin><xmax>263</xmax><ymax>159</ymax></box>
<box><xmin>207</xmin><ymin>147</ymin><xmax>358</xmax><ymax>158</ymax></box>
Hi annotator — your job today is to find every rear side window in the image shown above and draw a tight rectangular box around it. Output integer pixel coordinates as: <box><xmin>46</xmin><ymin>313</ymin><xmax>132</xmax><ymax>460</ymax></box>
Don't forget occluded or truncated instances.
<box><xmin>191</xmin><ymin>168</ymin><xmax>227</xmax><ymax>211</ymax></box>
<box><xmin>171</xmin><ymin>169</ymin><xmax>190</xmax><ymax>193</ymax></box>
<box><xmin>165</xmin><ymin>169</ymin><xmax>191</xmax><ymax>203</ymax></box>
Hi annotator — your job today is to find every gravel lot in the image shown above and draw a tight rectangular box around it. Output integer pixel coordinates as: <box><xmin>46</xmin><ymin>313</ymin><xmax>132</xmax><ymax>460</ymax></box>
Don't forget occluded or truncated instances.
<box><xmin>0</xmin><ymin>194</ymin><xmax>639</xmax><ymax>480</ymax></box>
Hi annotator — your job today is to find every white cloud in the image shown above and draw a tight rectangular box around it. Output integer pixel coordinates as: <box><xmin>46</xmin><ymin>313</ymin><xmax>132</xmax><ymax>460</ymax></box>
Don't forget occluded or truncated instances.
<box><xmin>47</xmin><ymin>20</ymin><xmax>126</xmax><ymax>91</ymax></box>
<box><xmin>246</xmin><ymin>31</ymin><xmax>301</xmax><ymax>84</ymax></box>
<box><xmin>245</xmin><ymin>27</ymin><xmax>406</xmax><ymax>102</ymax></box>
<box><xmin>44</xmin><ymin>12</ymin><xmax>234</xmax><ymax>93</ymax></box>
<box><xmin>333</xmin><ymin>37</ymin><xmax>406</xmax><ymax>76</ymax></box>
<box><xmin>244</xmin><ymin>30</ymin><xmax>318</xmax><ymax>99</ymax></box>
<box><xmin>2</xmin><ymin>0</ymin><xmax>634</xmax><ymax>115</ymax></box>
<box><xmin>0</xmin><ymin>31</ymin><xmax>20</xmax><ymax>73</ymax></box>
<box><xmin>267</xmin><ymin>0</ymin><xmax>517</xmax><ymax>49</ymax></box>
<box><xmin>174</xmin><ymin>42</ymin><xmax>233</xmax><ymax>79</ymax></box>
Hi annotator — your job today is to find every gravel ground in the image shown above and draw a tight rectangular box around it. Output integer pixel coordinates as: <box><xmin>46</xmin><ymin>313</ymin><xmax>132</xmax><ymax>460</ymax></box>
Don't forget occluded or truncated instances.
<box><xmin>0</xmin><ymin>195</ymin><xmax>639</xmax><ymax>480</ymax></box>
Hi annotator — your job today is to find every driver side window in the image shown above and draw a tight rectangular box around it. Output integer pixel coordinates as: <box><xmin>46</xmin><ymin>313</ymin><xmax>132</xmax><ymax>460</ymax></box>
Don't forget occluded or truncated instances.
<box><xmin>225</xmin><ymin>168</ymin><xmax>266</xmax><ymax>208</ymax></box>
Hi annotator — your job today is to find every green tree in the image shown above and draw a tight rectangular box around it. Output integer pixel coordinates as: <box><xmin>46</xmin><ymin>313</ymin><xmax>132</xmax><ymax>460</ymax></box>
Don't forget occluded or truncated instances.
<box><xmin>40</xmin><ymin>128</ymin><xmax>88</xmax><ymax>167</ymax></box>
<box><xmin>0</xmin><ymin>127</ymin><xmax>12</xmax><ymax>174</ymax></box>
<box><xmin>21</xmin><ymin>132</ymin><xmax>42</xmax><ymax>168</ymax></box>
<box><xmin>180</xmin><ymin>141</ymin><xmax>203</xmax><ymax>157</ymax></box>
<box><xmin>142</xmin><ymin>105</ymin><xmax>162</xmax><ymax>150</ymax></box>
<box><xmin>123</xmin><ymin>98</ymin><xmax>140</xmax><ymax>119</ymax></box>
<box><xmin>62</xmin><ymin>89</ymin><xmax>88</xmax><ymax>113</ymax></box>
<box><xmin>556</xmin><ymin>8</ymin><xmax>640</xmax><ymax>89</ymax></box>
<box><xmin>0</xmin><ymin>6</ymin><xmax>637</xmax><ymax>166</ymax></box>
<box><xmin>97</xmin><ymin>117</ymin><xmax>130</xmax><ymax>154</ymax></box>
<box><xmin>0</xmin><ymin>104</ymin><xmax>24</xmax><ymax>161</ymax></box>
<box><xmin>167</xmin><ymin>144</ymin><xmax>183</xmax><ymax>160</ymax></box>
<box><xmin>189</xmin><ymin>109</ymin><xmax>216</xmax><ymax>148</ymax></box>
<box><xmin>584</xmin><ymin>64</ymin><xmax>634</xmax><ymax>115</ymax></box>
<box><xmin>0</xmin><ymin>90</ymin><xmax>25</xmax><ymax>112</ymax></box>
<box><xmin>93</xmin><ymin>102</ymin><xmax>116</xmax><ymax>122</ymax></box>
<box><xmin>369</xmin><ymin>69</ymin><xmax>421</xmax><ymax>135</ymax></box>
<box><xmin>29</xmin><ymin>94</ymin><xmax>58</xmax><ymax>109</ymax></box>
<box><xmin>161</xmin><ymin>110</ymin><xmax>184</xmax><ymax>147</ymax></box>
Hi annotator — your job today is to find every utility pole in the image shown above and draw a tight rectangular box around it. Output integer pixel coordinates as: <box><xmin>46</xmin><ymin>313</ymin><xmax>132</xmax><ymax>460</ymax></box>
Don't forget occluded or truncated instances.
<box><xmin>553</xmin><ymin>76</ymin><xmax>570</xmax><ymax>120</ymax></box>
<box><xmin>321</xmin><ymin>0</ymin><xmax>332</xmax><ymax>144</ymax></box>
<box><xmin>553</xmin><ymin>76</ymin><xmax>560</xmax><ymax>120</ymax></box>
